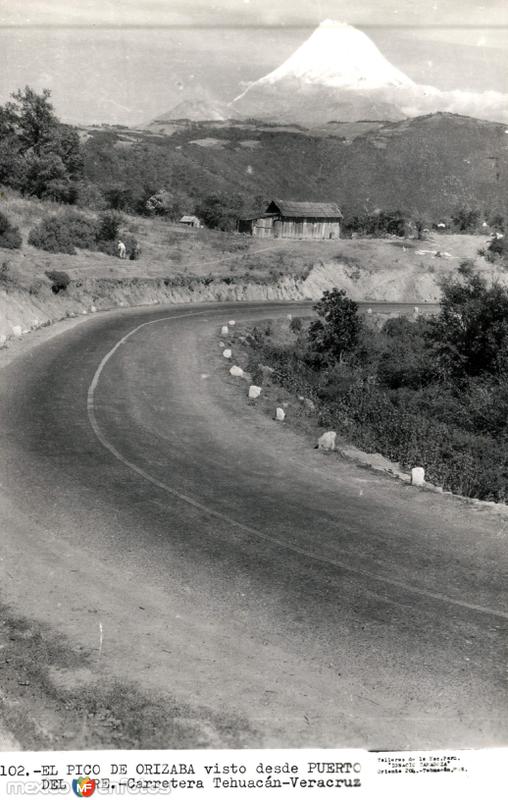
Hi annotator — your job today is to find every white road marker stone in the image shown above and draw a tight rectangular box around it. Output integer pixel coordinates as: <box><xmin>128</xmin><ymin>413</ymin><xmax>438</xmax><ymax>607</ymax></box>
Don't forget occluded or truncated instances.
<box><xmin>248</xmin><ymin>385</ymin><xmax>262</xmax><ymax>399</ymax></box>
<box><xmin>287</xmin><ymin>313</ymin><xmax>292</xmax><ymax>320</ymax></box>
<box><xmin>223</xmin><ymin>348</ymin><xmax>232</xmax><ymax>359</ymax></box>
<box><xmin>318</xmin><ymin>431</ymin><xmax>337</xmax><ymax>450</ymax></box>
<box><xmin>91</xmin><ymin>305</ymin><xmax>97</xmax><ymax>313</ymax></box>
<box><xmin>275</xmin><ymin>407</ymin><xmax>285</xmax><ymax>421</ymax></box>
<box><xmin>411</xmin><ymin>467</ymin><xmax>425</xmax><ymax>486</ymax></box>
<box><xmin>0</xmin><ymin>334</ymin><xmax>6</xmax><ymax>345</ymax></box>
<box><xmin>221</xmin><ymin>325</ymin><xmax>229</xmax><ymax>335</ymax></box>
<box><xmin>85</xmin><ymin>309</ymin><xmax>508</xmax><ymax>622</ymax></box>
<box><xmin>11</xmin><ymin>325</ymin><xmax>22</xmax><ymax>337</ymax></box>
<box><xmin>230</xmin><ymin>365</ymin><xmax>244</xmax><ymax>377</ymax></box>
<box><xmin>200</xmin><ymin>373</ymin><xmax>210</xmax><ymax>379</ymax></box>
<box><xmin>367</xmin><ymin>307</ymin><xmax>373</xmax><ymax>315</ymax></box>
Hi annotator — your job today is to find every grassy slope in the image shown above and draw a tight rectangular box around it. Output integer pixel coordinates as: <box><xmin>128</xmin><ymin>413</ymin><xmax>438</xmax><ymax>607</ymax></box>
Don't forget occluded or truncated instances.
<box><xmin>0</xmin><ymin>189</ymin><xmax>501</xmax><ymax>343</ymax></box>
<box><xmin>0</xmin><ymin>189</ymin><xmax>493</xmax><ymax>287</ymax></box>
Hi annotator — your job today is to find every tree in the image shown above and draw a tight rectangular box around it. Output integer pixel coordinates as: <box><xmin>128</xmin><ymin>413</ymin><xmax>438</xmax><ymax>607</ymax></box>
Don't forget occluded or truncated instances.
<box><xmin>307</xmin><ymin>289</ymin><xmax>363</xmax><ymax>365</ymax></box>
<box><xmin>429</xmin><ymin>273</ymin><xmax>508</xmax><ymax>380</ymax></box>
<box><xmin>451</xmin><ymin>206</ymin><xmax>481</xmax><ymax>233</ymax></box>
<box><xmin>195</xmin><ymin>192</ymin><xmax>245</xmax><ymax>231</ymax></box>
<box><xmin>97</xmin><ymin>209</ymin><xmax>123</xmax><ymax>242</ymax></box>
<box><xmin>6</xmin><ymin>87</ymin><xmax>57</xmax><ymax>154</ymax></box>
<box><xmin>0</xmin><ymin>87</ymin><xmax>83</xmax><ymax>200</ymax></box>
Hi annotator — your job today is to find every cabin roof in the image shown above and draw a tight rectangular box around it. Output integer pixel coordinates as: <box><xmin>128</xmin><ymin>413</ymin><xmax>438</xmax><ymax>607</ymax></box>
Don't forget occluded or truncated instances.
<box><xmin>267</xmin><ymin>199</ymin><xmax>343</xmax><ymax>219</ymax></box>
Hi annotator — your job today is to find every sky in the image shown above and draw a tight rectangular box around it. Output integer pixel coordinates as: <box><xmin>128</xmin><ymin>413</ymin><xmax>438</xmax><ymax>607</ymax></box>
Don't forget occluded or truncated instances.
<box><xmin>0</xmin><ymin>0</ymin><xmax>507</xmax><ymax>125</ymax></box>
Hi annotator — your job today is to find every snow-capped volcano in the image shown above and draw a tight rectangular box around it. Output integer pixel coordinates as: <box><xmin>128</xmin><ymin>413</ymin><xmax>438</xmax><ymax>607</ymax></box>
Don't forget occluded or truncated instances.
<box><xmin>236</xmin><ymin>20</ymin><xmax>413</xmax><ymax>97</ymax></box>
<box><xmin>231</xmin><ymin>20</ymin><xmax>508</xmax><ymax>126</ymax></box>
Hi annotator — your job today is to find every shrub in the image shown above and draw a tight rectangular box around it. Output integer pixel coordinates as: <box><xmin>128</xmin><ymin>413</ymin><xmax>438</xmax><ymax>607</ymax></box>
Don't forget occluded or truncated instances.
<box><xmin>0</xmin><ymin>211</ymin><xmax>22</xmax><ymax>249</ymax></box>
<box><xmin>28</xmin><ymin>210</ymin><xmax>96</xmax><ymax>254</ymax></box>
<box><xmin>44</xmin><ymin>270</ymin><xmax>70</xmax><ymax>294</ymax></box>
<box><xmin>61</xmin><ymin>210</ymin><xmax>97</xmax><ymax>250</ymax></box>
<box><xmin>0</xmin><ymin>260</ymin><xmax>15</xmax><ymax>286</ymax></box>
<box><xmin>289</xmin><ymin>316</ymin><xmax>303</xmax><ymax>335</ymax></box>
<box><xmin>124</xmin><ymin>235</ymin><xmax>140</xmax><ymax>260</ymax></box>
<box><xmin>28</xmin><ymin>216</ymin><xmax>76</xmax><ymax>254</ymax></box>
<box><xmin>487</xmin><ymin>236</ymin><xmax>506</xmax><ymax>260</ymax></box>
<box><xmin>458</xmin><ymin>259</ymin><xmax>475</xmax><ymax>276</ymax></box>
<box><xmin>97</xmin><ymin>209</ymin><xmax>122</xmax><ymax>242</ymax></box>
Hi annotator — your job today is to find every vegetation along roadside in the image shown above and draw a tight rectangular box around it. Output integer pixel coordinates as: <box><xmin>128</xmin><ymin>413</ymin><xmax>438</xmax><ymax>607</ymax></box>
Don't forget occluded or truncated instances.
<box><xmin>231</xmin><ymin>274</ymin><xmax>508</xmax><ymax>503</ymax></box>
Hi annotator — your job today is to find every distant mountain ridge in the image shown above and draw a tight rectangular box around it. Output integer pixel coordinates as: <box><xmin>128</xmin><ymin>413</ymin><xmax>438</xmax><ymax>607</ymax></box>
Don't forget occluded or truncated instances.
<box><xmin>85</xmin><ymin>112</ymin><xmax>508</xmax><ymax>221</ymax></box>
<box><xmin>153</xmin><ymin>98</ymin><xmax>237</xmax><ymax>124</ymax></box>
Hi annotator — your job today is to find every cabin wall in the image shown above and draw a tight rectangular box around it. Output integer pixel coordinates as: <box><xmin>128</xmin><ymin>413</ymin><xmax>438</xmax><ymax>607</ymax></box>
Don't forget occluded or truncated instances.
<box><xmin>240</xmin><ymin>215</ymin><xmax>341</xmax><ymax>239</ymax></box>
<box><xmin>252</xmin><ymin>217</ymin><xmax>274</xmax><ymax>238</ymax></box>
<box><xmin>274</xmin><ymin>217</ymin><xmax>340</xmax><ymax>239</ymax></box>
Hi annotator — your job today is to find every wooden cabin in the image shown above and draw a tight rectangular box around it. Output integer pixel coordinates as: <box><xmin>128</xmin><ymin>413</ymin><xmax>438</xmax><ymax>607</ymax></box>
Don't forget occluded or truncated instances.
<box><xmin>179</xmin><ymin>214</ymin><xmax>202</xmax><ymax>228</ymax></box>
<box><xmin>238</xmin><ymin>199</ymin><xmax>342</xmax><ymax>240</ymax></box>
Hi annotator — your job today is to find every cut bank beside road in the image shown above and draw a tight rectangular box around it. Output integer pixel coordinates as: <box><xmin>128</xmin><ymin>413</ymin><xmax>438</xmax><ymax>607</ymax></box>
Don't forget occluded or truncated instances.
<box><xmin>0</xmin><ymin>213</ymin><xmax>500</xmax><ymax>348</ymax></box>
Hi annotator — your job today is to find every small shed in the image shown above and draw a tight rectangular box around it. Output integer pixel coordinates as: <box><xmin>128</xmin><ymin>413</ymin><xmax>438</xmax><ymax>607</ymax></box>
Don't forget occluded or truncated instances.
<box><xmin>179</xmin><ymin>215</ymin><xmax>202</xmax><ymax>228</ymax></box>
<box><xmin>238</xmin><ymin>199</ymin><xmax>342</xmax><ymax>240</ymax></box>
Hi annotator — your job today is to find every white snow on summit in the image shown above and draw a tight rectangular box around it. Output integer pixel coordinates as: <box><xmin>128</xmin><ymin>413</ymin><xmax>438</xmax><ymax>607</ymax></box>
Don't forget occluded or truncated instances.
<box><xmin>236</xmin><ymin>19</ymin><xmax>414</xmax><ymax>98</ymax></box>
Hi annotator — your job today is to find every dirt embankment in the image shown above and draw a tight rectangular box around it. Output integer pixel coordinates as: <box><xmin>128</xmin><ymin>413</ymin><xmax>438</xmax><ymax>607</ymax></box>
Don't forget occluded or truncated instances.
<box><xmin>2</xmin><ymin>255</ymin><xmax>507</xmax><ymax>347</ymax></box>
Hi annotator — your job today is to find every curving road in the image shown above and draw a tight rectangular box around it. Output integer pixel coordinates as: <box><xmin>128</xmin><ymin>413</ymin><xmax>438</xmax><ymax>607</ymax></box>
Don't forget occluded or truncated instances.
<box><xmin>0</xmin><ymin>302</ymin><xmax>507</xmax><ymax>749</ymax></box>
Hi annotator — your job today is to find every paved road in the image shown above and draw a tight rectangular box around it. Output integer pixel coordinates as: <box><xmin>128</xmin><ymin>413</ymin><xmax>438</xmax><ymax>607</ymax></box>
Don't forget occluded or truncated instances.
<box><xmin>0</xmin><ymin>302</ymin><xmax>506</xmax><ymax>749</ymax></box>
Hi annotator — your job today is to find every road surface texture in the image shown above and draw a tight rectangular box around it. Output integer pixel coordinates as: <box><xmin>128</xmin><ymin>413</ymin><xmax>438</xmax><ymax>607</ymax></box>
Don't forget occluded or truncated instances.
<box><xmin>0</xmin><ymin>302</ymin><xmax>506</xmax><ymax>749</ymax></box>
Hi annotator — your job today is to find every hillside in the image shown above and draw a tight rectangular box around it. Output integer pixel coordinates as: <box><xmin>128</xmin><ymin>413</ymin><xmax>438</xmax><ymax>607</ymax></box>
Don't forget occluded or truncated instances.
<box><xmin>0</xmin><ymin>190</ymin><xmax>501</xmax><ymax>349</ymax></box>
<box><xmin>82</xmin><ymin>112</ymin><xmax>508</xmax><ymax>220</ymax></box>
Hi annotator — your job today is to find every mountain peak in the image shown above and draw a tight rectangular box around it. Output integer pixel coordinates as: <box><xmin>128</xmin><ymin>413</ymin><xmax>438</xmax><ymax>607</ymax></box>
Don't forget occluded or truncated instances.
<box><xmin>236</xmin><ymin>20</ymin><xmax>414</xmax><ymax>96</ymax></box>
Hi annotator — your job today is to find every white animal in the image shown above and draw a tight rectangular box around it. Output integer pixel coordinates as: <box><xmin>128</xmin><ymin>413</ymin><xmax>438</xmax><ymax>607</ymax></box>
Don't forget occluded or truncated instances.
<box><xmin>411</xmin><ymin>467</ymin><xmax>425</xmax><ymax>486</ymax></box>
<box><xmin>230</xmin><ymin>365</ymin><xmax>244</xmax><ymax>377</ymax></box>
<box><xmin>228</xmin><ymin>319</ymin><xmax>236</xmax><ymax>326</ymax></box>
<box><xmin>248</xmin><ymin>385</ymin><xmax>262</xmax><ymax>399</ymax></box>
<box><xmin>223</xmin><ymin>348</ymin><xmax>232</xmax><ymax>359</ymax></box>
<box><xmin>117</xmin><ymin>240</ymin><xmax>127</xmax><ymax>259</ymax></box>
<box><xmin>275</xmin><ymin>407</ymin><xmax>285</xmax><ymax>421</ymax></box>
<box><xmin>317</xmin><ymin>431</ymin><xmax>337</xmax><ymax>451</ymax></box>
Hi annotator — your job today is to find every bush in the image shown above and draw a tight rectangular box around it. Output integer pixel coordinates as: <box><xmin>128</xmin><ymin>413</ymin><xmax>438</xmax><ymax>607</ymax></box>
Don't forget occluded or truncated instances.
<box><xmin>239</xmin><ymin>281</ymin><xmax>508</xmax><ymax>503</ymax></box>
<box><xmin>28</xmin><ymin>210</ymin><xmax>96</xmax><ymax>254</ymax></box>
<box><xmin>97</xmin><ymin>210</ymin><xmax>122</xmax><ymax>241</ymax></box>
<box><xmin>0</xmin><ymin>211</ymin><xmax>22</xmax><ymax>249</ymax></box>
<box><xmin>28</xmin><ymin>216</ymin><xmax>76</xmax><ymax>253</ymax></box>
<box><xmin>61</xmin><ymin>210</ymin><xmax>97</xmax><ymax>250</ymax></box>
<box><xmin>289</xmin><ymin>316</ymin><xmax>303</xmax><ymax>335</ymax></box>
<box><xmin>44</xmin><ymin>270</ymin><xmax>70</xmax><ymax>294</ymax></box>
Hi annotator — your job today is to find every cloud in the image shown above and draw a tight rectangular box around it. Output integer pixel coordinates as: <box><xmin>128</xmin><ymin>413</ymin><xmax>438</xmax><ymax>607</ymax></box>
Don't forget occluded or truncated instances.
<box><xmin>2</xmin><ymin>0</ymin><xmax>507</xmax><ymax>28</ymax></box>
<box><xmin>399</xmin><ymin>84</ymin><xmax>508</xmax><ymax>123</ymax></box>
